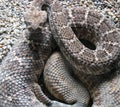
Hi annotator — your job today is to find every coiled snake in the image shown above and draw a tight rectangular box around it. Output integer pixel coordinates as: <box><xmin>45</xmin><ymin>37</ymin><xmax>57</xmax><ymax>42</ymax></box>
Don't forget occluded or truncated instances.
<box><xmin>43</xmin><ymin>0</ymin><xmax>120</xmax><ymax>106</ymax></box>
<box><xmin>43</xmin><ymin>0</ymin><xmax>120</xmax><ymax>75</ymax></box>
<box><xmin>0</xmin><ymin>0</ymin><xmax>120</xmax><ymax>107</ymax></box>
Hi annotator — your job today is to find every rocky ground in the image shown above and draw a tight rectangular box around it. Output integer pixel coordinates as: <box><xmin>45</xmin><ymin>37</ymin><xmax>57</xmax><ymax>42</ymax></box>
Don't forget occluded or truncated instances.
<box><xmin>0</xmin><ymin>0</ymin><xmax>120</xmax><ymax>63</ymax></box>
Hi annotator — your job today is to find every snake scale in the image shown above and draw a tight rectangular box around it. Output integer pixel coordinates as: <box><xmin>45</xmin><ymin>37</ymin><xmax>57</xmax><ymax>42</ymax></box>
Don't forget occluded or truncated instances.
<box><xmin>0</xmin><ymin>0</ymin><xmax>120</xmax><ymax>107</ymax></box>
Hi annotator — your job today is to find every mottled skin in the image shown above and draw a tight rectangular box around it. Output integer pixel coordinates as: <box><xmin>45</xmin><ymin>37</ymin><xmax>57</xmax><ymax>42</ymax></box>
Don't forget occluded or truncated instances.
<box><xmin>0</xmin><ymin>1</ymin><xmax>53</xmax><ymax>106</ymax></box>
<box><xmin>0</xmin><ymin>23</ymin><xmax>80</xmax><ymax>107</ymax></box>
<box><xmin>0</xmin><ymin>25</ymin><xmax>52</xmax><ymax>107</ymax></box>
<box><xmin>44</xmin><ymin>0</ymin><xmax>120</xmax><ymax>75</ymax></box>
<box><xmin>75</xmin><ymin>69</ymin><xmax>120</xmax><ymax>107</ymax></box>
<box><xmin>0</xmin><ymin>0</ymin><xmax>120</xmax><ymax>107</ymax></box>
<box><xmin>0</xmin><ymin>1</ymin><xmax>89</xmax><ymax>107</ymax></box>
<box><xmin>42</xmin><ymin>0</ymin><xmax>120</xmax><ymax>106</ymax></box>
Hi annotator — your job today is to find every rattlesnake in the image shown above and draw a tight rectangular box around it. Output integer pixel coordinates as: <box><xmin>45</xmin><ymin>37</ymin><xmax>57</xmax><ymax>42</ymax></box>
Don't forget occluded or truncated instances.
<box><xmin>42</xmin><ymin>0</ymin><xmax>120</xmax><ymax>75</ymax></box>
<box><xmin>0</xmin><ymin>3</ymin><xmax>54</xmax><ymax>106</ymax></box>
<box><xmin>0</xmin><ymin>0</ymin><xmax>120</xmax><ymax>107</ymax></box>
<box><xmin>42</xmin><ymin>0</ymin><xmax>120</xmax><ymax>106</ymax></box>
<box><xmin>0</xmin><ymin>1</ymin><xmax>89</xmax><ymax>107</ymax></box>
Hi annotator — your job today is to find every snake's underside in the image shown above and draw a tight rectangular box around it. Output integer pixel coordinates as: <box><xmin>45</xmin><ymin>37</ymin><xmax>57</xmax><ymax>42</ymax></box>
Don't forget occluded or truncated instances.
<box><xmin>44</xmin><ymin>52</ymin><xmax>120</xmax><ymax>107</ymax></box>
<box><xmin>44</xmin><ymin>52</ymin><xmax>90</xmax><ymax>107</ymax></box>
<box><xmin>0</xmin><ymin>0</ymin><xmax>120</xmax><ymax>107</ymax></box>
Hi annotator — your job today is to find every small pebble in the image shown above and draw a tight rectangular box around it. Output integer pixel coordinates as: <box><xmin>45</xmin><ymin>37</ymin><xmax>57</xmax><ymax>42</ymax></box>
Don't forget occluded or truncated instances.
<box><xmin>0</xmin><ymin>0</ymin><xmax>27</xmax><ymax>62</ymax></box>
<box><xmin>0</xmin><ymin>44</ymin><xmax>3</xmax><ymax>48</ymax></box>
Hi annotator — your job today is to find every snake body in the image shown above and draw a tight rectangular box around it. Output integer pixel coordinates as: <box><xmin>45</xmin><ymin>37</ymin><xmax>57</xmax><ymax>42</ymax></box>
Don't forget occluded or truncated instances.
<box><xmin>44</xmin><ymin>52</ymin><xmax>90</xmax><ymax>106</ymax></box>
<box><xmin>44</xmin><ymin>0</ymin><xmax>120</xmax><ymax>75</ymax></box>
<box><xmin>0</xmin><ymin>1</ymin><xmax>88</xmax><ymax>106</ymax></box>
<box><xmin>0</xmin><ymin>0</ymin><xmax>120</xmax><ymax>107</ymax></box>
<box><xmin>75</xmin><ymin>69</ymin><xmax>120</xmax><ymax>107</ymax></box>
<box><xmin>43</xmin><ymin>0</ymin><xmax>120</xmax><ymax>106</ymax></box>
<box><xmin>0</xmin><ymin>11</ymin><xmax>53</xmax><ymax>106</ymax></box>
<box><xmin>44</xmin><ymin>52</ymin><xmax>120</xmax><ymax>107</ymax></box>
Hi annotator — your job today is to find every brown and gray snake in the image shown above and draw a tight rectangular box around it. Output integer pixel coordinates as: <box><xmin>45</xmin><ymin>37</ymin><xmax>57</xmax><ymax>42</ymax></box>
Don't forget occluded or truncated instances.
<box><xmin>0</xmin><ymin>0</ymin><xmax>120</xmax><ymax>107</ymax></box>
